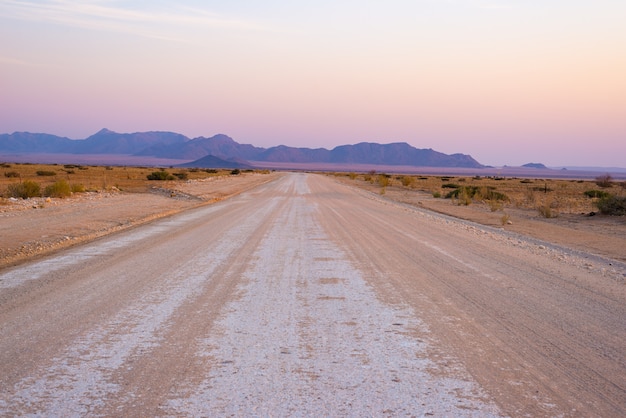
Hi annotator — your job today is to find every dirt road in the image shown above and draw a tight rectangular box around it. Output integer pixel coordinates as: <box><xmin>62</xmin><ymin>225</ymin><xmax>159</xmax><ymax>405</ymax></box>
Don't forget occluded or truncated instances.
<box><xmin>1</xmin><ymin>173</ymin><xmax>624</xmax><ymax>416</ymax></box>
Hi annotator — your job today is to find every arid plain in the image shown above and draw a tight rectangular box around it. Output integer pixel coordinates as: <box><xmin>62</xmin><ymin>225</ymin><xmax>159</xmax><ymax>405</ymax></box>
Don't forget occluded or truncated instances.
<box><xmin>1</xmin><ymin>163</ymin><xmax>624</xmax><ymax>267</ymax></box>
<box><xmin>1</xmin><ymin>165</ymin><xmax>625</xmax><ymax>416</ymax></box>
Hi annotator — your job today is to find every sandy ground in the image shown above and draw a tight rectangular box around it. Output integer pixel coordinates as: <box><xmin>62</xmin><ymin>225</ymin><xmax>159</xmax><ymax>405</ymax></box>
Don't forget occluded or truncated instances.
<box><xmin>0</xmin><ymin>172</ymin><xmax>281</xmax><ymax>269</ymax></box>
<box><xmin>1</xmin><ymin>173</ymin><xmax>625</xmax><ymax>416</ymax></box>
<box><xmin>2</xmin><ymin>170</ymin><xmax>623</xmax><ymax>270</ymax></box>
<box><xmin>336</xmin><ymin>177</ymin><xmax>626</xmax><ymax>263</ymax></box>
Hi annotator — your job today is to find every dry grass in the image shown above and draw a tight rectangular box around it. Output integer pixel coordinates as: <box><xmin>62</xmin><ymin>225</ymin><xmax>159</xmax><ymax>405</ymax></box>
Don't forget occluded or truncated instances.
<box><xmin>335</xmin><ymin>172</ymin><xmax>626</xmax><ymax>215</ymax></box>
<box><xmin>0</xmin><ymin>163</ymin><xmax>251</xmax><ymax>197</ymax></box>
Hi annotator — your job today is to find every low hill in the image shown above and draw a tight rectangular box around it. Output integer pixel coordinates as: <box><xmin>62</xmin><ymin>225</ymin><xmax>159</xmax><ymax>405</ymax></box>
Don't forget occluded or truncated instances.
<box><xmin>522</xmin><ymin>163</ymin><xmax>548</xmax><ymax>169</ymax></box>
<box><xmin>177</xmin><ymin>155</ymin><xmax>253</xmax><ymax>169</ymax></box>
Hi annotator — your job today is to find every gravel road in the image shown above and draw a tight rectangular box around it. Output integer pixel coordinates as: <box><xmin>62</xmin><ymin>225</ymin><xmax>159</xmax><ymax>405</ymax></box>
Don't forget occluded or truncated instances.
<box><xmin>1</xmin><ymin>173</ymin><xmax>624</xmax><ymax>416</ymax></box>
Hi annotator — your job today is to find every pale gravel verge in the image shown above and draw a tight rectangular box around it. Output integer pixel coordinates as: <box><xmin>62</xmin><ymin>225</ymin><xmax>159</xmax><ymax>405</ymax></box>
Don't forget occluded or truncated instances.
<box><xmin>346</xmin><ymin>181</ymin><xmax>626</xmax><ymax>283</ymax></box>
<box><xmin>0</xmin><ymin>173</ymin><xmax>281</xmax><ymax>269</ymax></box>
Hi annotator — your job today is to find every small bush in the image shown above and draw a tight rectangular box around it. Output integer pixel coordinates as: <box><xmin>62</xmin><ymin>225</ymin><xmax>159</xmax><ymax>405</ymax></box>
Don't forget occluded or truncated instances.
<box><xmin>7</xmin><ymin>180</ymin><xmax>41</xmax><ymax>199</ymax></box>
<box><xmin>348</xmin><ymin>172</ymin><xmax>357</xmax><ymax>180</ymax></box>
<box><xmin>173</xmin><ymin>172</ymin><xmax>188</xmax><ymax>180</ymax></box>
<box><xmin>147</xmin><ymin>171</ymin><xmax>174</xmax><ymax>180</ymax></box>
<box><xmin>596</xmin><ymin>195</ymin><xmax>626</xmax><ymax>216</ymax></box>
<box><xmin>445</xmin><ymin>186</ymin><xmax>508</xmax><ymax>204</ymax></box>
<box><xmin>36</xmin><ymin>170</ymin><xmax>56</xmax><ymax>176</ymax></box>
<box><xmin>432</xmin><ymin>191</ymin><xmax>441</xmax><ymax>198</ymax></box>
<box><xmin>537</xmin><ymin>204</ymin><xmax>558</xmax><ymax>218</ymax></box>
<box><xmin>445</xmin><ymin>186</ymin><xmax>477</xmax><ymax>199</ymax></box>
<box><xmin>230</xmin><ymin>169</ymin><xmax>241</xmax><ymax>175</ymax></box>
<box><xmin>71</xmin><ymin>183</ymin><xmax>85</xmax><ymax>193</ymax></box>
<box><xmin>44</xmin><ymin>179</ymin><xmax>71</xmax><ymax>198</ymax></box>
<box><xmin>595</xmin><ymin>174</ymin><xmax>613</xmax><ymax>188</ymax></box>
<box><xmin>400</xmin><ymin>176</ymin><xmax>414</xmax><ymax>187</ymax></box>
<box><xmin>584</xmin><ymin>190</ymin><xmax>611</xmax><ymax>199</ymax></box>
<box><xmin>457</xmin><ymin>187</ymin><xmax>472</xmax><ymax>205</ymax></box>
<box><xmin>204</xmin><ymin>169</ymin><xmax>218</xmax><ymax>174</ymax></box>
<box><xmin>445</xmin><ymin>188</ymin><xmax>463</xmax><ymax>199</ymax></box>
<box><xmin>378</xmin><ymin>174</ymin><xmax>390</xmax><ymax>187</ymax></box>
<box><xmin>4</xmin><ymin>171</ymin><xmax>19</xmax><ymax>178</ymax></box>
<box><xmin>0</xmin><ymin>163</ymin><xmax>11</xmax><ymax>168</ymax></box>
<box><xmin>488</xmin><ymin>200</ymin><xmax>504</xmax><ymax>212</ymax></box>
<box><xmin>482</xmin><ymin>189</ymin><xmax>509</xmax><ymax>202</ymax></box>
<box><xmin>442</xmin><ymin>183</ymin><xmax>460</xmax><ymax>189</ymax></box>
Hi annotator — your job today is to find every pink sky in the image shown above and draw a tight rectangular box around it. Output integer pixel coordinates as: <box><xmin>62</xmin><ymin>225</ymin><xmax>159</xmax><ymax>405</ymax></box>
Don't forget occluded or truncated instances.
<box><xmin>1</xmin><ymin>1</ymin><xmax>625</xmax><ymax>167</ymax></box>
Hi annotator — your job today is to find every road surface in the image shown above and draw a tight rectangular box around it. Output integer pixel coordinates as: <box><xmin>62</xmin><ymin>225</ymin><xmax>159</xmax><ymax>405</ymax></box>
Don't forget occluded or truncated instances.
<box><xmin>1</xmin><ymin>173</ymin><xmax>625</xmax><ymax>416</ymax></box>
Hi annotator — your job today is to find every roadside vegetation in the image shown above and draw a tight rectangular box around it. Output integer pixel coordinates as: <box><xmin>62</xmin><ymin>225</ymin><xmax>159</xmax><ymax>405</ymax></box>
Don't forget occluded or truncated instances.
<box><xmin>1</xmin><ymin>163</ymin><xmax>268</xmax><ymax>201</ymax></box>
<box><xmin>332</xmin><ymin>171</ymin><xmax>626</xmax><ymax>218</ymax></box>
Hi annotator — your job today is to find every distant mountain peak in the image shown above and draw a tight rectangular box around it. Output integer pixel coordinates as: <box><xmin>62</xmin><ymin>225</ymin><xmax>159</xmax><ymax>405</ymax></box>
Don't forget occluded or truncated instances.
<box><xmin>95</xmin><ymin>128</ymin><xmax>115</xmax><ymax>135</ymax></box>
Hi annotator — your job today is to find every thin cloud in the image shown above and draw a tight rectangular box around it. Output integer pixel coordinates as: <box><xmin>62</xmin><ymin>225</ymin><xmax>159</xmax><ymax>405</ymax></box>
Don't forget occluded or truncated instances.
<box><xmin>0</xmin><ymin>55</ymin><xmax>31</xmax><ymax>66</ymax></box>
<box><xmin>475</xmin><ymin>1</ymin><xmax>514</xmax><ymax>10</ymax></box>
<box><xmin>433</xmin><ymin>0</ymin><xmax>514</xmax><ymax>10</ymax></box>
<box><xmin>0</xmin><ymin>0</ymin><xmax>267</xmax><ymax>41</ymax></box>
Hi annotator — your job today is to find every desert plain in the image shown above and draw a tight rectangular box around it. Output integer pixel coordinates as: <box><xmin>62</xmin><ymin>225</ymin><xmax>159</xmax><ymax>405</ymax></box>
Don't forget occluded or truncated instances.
<box><xmin>1</xmin><ymin>163</ymin><xmax>625</xmax><ymax>416</ymax></box>
<box><xmin>1</xmin><ymin>163</ymin><xmax>624</xmax><ymax>267</ymax></box>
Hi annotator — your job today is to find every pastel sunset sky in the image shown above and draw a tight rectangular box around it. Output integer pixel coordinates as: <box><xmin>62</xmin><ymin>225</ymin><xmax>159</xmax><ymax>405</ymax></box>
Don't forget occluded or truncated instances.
<box><xmin>1</xmin><ymin>1</ymin><xmax>625</xmax><ymax>167</ymax></box>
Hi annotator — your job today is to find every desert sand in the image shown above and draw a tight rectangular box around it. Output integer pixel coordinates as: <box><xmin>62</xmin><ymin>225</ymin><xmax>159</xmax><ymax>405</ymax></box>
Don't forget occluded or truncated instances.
<box><xmin>2</xmin><ymin>169</ymin><xmax>623</xmax><ymax>269</ymax></box>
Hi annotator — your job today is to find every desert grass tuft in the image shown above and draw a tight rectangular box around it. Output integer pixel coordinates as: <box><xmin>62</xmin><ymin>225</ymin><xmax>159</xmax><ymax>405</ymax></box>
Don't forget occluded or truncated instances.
<box><xmin>378</xmin><ymin>174</ymin><xmax>390</xmax><ymax>188</ymax></box>
<box><xmin>44</xmin><ymin>179</ymin><xmax>71</xmax><ymax>198</ymax></box>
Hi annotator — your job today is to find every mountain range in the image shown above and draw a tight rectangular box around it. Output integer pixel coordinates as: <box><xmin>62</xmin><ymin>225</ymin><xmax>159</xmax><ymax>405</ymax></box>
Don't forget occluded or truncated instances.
<box><xmin>0</xmin><ymin>129</ymin><xmax>484</xmax><ymax>168</ymax></box>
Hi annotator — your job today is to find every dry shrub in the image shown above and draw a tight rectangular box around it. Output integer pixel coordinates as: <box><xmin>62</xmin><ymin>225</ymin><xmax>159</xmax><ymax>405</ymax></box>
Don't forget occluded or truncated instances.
<box><xmin>524</xmin><ymin>188</ymin><xmax>536</xmax><ymax>206</ymax></box>
<box><xmin>71</xmin><ymin>183</ymin><xmax>85</xmax><ymax>193</ymax></box>
<box><xmin>457</xmin><ymin>187</ymin><xmax>472</xmax><ymax>206</ymax></box>
<box><xmin>7</xmin><ymin>180</ymin><xmax>41</xmax><ymax>199</ymax></box>
<box><xmin>44</xmin><ymin>179</ymin><xmax>71</xmax><ymax>198</ymax></box>
<box><xmin>596</xmin><ymin>195</ymin><xmax>626</xmax><ymax>216</ymax></box>
<box><xmin>488</xmin><ymin>199</ymin><xmax>504</xmax><ymax>212</ymax></box>
<box><xmin>537</xmin><ymin>201</ymin><xmax>558</xmax><ymax>218</ymax></box>
<box><xmin>401</xmin><ymin>176</ymin><xmax>415</xmax><ymax>187</ymax></box>
<box><xmin>595</xmin><ymin>174</ymin><xmax>613</xmax><ymax>188</ymax></box>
